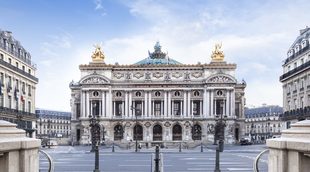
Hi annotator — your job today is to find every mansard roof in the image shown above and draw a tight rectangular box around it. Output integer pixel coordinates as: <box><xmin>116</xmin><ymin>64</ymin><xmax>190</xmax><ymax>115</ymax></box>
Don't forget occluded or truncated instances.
<box><xmin>135</xmin><ymin>42</ymin><xmax>182</xmax><ymax>65</ymax></box>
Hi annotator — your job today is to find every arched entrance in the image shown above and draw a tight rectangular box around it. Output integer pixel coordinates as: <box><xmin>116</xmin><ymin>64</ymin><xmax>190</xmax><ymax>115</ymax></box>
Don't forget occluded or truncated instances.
<box><xmin>134</xmin><ymin>124</ymin><xmax>143</xmax><ymax>141</ymax></box>
<box><xmin>192</xmin><ymin>124</ymin><xmax>202</xmax><ymax>140</ymax></box>
<box><xmin>114</xmin><ymin>125</ymin><xmax>123</xmax><ymax>141</ymax></box>
<box><xmin>173</xmin><ymin>124</ymin><xmax>182</xmax><ymax>141</ymax></box>
<box><xmin>153</xmin><ymin>124</ymin><xmax>162</xmax><ymax>141</ymax></box>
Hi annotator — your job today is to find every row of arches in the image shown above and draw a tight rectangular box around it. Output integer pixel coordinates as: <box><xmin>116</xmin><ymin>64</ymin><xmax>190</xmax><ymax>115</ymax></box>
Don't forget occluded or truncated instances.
<box><xmin>114</xmin><ymin>124</ymin><xmax>202</xmax><ymax>141</ymax></box>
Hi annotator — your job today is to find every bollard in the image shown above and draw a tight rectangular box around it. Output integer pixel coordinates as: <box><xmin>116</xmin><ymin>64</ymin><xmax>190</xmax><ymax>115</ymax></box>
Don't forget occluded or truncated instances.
<box><xmin>112</xmin><ymin>143</ymin><xmax>115</xmax><ymax>152</ymax></box>
<box><xmin>179</xmin><ymin>142</ymin><xmax>182</xmax><ymax>152</ymax></box>
<box><xmin>94</xmin><ymin>142</ymin><xmax>100</xmax><ymax>172</ymax></box>
<box><xmin>154</xmin><ymin>145</ymin><xmax>160</xmax><ymax>172</ymax></box>
<box><xmin>200</xmin><ymin>143</ymin><xmax>203</xmax><ymax>152</ymax></box>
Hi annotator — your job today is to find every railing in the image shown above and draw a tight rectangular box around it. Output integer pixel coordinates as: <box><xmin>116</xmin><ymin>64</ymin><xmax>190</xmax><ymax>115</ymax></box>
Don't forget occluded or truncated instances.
<box><xmin>39</xmin><ymin>149</ymin><xmax>54</xmax><ymax>172</ymax></box>
<box><xmin>280</xmin><ymin>106</ymin><xmax>310</xmax><ymax>120</ymax></box>
<box><xmin>280</xmin><ymin>59</ymin><xmax>310</xmax><ymax>81</ymax></box>
<box><xmin>253</xmin><ymin>149</ymin><xmax>269</xmax><ymax>172</ymax></box>
<box><xmin>0</xmin><ymin>59</ymin><xmax>38</xmax><ymax>82</ymax></box>
<box><xmin>0</xmin><ymin>106</ymin><xmax>36</xmax><ymax>118</ymax></box>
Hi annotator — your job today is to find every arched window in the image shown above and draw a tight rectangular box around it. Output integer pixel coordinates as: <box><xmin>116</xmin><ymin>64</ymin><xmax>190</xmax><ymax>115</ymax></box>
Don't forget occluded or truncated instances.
<box><xmin>114</xmin><ymin>125</ymin><xmax>123</xmax><ymax>141</ymax></box>
<box><xmin>93</xmin><ymin>91</ymin><xmax>99</xmax><ymax>97</ymax></box>
<box><xmin>133</xmin><ymin>124</ymin><xmax>143</xmax><ymax>141</ymax></box>
<box><xmin>173</xmin><ymin>124</ymin><xmax>182</xmax><ymax>141</ymax></box>
<box><xmin>192</xmin><ymin>124</ymin><xmax>202</xmax><ymax>140</ymax></box>
<box><xmin>153</xmin><ymin>124</ymin><xmax>162</xmax><ymax>141</ymax></box>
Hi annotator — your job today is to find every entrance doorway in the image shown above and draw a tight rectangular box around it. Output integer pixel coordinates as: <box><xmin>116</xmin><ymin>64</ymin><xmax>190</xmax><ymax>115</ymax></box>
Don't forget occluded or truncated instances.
<box><xmin>172</xmin><ymin>124</ymin><xmax>182</xmax><ymax>141</ymax></box>
<box><xmin>153</xmin><ymin>124</ymin><xmax>162</xmax><ymax>141</ymax></box>
<box><xmin>192</xmin><ymin>124</ymin><xmax>202</xmax><ymax>140</ymax></box>
<box><xmin>134</xmin><ymin>124</ymin><xmax>143</xmax><ymax>141</ymax></box>
<box><xmin>114</xmin><ymin>125</ymin><xmax>123</xmax><ymax>141</ymax></box>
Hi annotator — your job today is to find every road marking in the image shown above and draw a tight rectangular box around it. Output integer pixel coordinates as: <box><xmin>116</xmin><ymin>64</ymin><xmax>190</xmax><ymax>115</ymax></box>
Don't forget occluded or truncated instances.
<box><xmin>119</xmin><ymin>164</ymin><xmax>150</xmax><ymax>166</ymax></box>
<box><xmin>227</xmin><ymin>167</ymin><xmax>253</xmax><ymax>171</ymax></box>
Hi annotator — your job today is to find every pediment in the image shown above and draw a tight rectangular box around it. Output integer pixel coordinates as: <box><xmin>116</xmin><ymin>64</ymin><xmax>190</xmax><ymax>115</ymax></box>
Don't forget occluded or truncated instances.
<box><xmin>206</xmin><ymin>74</ymin><xmax>236</xmax><ymax>84</ymax></box>
<box><xmin>80</xmin><ymin>75</ymin><xmax>110</xmax><ymax>85</ymax></box>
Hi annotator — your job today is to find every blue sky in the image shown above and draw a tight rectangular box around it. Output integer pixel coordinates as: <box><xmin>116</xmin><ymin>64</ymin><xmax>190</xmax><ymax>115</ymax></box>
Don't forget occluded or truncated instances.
<box><xmin>1</xmin><ymin>0</ymin><xmax>309</xmax><ymax>111</ymax></box>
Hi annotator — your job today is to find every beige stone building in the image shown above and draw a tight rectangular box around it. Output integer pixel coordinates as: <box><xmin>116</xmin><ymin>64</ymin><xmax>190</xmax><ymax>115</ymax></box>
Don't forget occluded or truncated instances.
<box><xmin>69</xmin><ymin>42</ymin><xmax>246</xmax><ymax>146</ymax></box>
<box><xmin>0</xmin><ymin>30</ymin><xmax>38</xmax><ymax>137</ymax></box>
<box><xmin>245</xmin><ymin>105</ymin><xmax>283</xmax><ymax>143</ymax></box>
<box><xmin>280</xmin><ymin>27</ymin><xmax>310</xmax><ymax>128</ymax></box>
<box><xmin>35</xmin><ymin>109</ymin><xmax>71</xmax><ymax>138</ymax></box>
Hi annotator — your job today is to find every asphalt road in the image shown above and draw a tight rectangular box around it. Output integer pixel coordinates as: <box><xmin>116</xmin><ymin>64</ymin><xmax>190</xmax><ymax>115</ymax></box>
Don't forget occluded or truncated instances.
<box><xmin>39</xmin><ymin>144</ymin><xmax>268</xmax><ymax>172</ymax></box>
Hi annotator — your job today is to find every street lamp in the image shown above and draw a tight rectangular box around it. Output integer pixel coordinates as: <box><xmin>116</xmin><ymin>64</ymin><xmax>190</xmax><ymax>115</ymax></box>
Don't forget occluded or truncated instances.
<box><xmin>131</xmin><ymin>106</ymin><xmax>141</xmax><ymax>153</ymax></box>
<box><xmin>39</xmin><ymin>118</ymin><xmax>42</xmax><ymax>139</ymax></box>
<box><xmin>89</xmin><ymin>114</ymin><xmax>101</xmax><ymax>172</ymax></box>
<box><xmin>214</xmin><ymin>106</ymin><xmax>227</xmax><ymax>172</ymax></box>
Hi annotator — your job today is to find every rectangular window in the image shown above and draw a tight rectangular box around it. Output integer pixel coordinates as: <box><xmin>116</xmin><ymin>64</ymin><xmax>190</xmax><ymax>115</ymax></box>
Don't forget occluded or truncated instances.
<box><xmin>22</xmin><ymin>66</ymin><xmax>25</xmax><ymax>71</ymax></box>
<box><xmin>28</xmin><ymin>85</ymin><xmax>31</xmax><ymax>96</ymax></box>
<box><xmin>16</xmin><ymin>62</ymin><xmax>19</xmax><ymax>68</ymax></box>
<box><xmin>193</xmin><ymin>100</ymin><xmax>200</xmax><ymax>116</ymax></box>
<box><xmin>28</xmin><ymin>101</ymin><xmax>31</xmax><ymax>113</ymax></box>
<box><xmin>115</xmin><ymin>101</ymin><xmax>122</xmax><ymax>116</ymax></box>
<box><xmin>8</xmin><ymin>96</ymin><xmax>12</xmax><ymax>108</ymax></box>
<box><xmin>8</xmin><ymin>58</ymin><xmax>11</xmax><ymax>64</ymax></box>
<box><xmin>301</xmin><ymin>97</ymin><xmax>304</xmax><ymax>108</ymax></box>
<box><xmin>154</xmin><ymin>101</ymin><xmax>161</xmax><ymax>116</ymax></box>
<box><xmin>22</xmin><ymin>82</ymin><xmax>25</xmax><ymax>94</ymax></box>
<box><xmin>301</xmin><ymin>58</ymin><xmax>304</xmax><ymax>64</ymax></box>
<box><xmin>0</xmin><ymin>73</ymin><xmax>3</xmax><ymax>85</ymax></box>
<box><xmin>134</xmin><ymin>101</ymin><xmax>142</xmax><ymax>116</ymax></box>
<box><xmin>0</xmin><ymin>53</ymin><xmax>3</xmax><ymax>60</ymax></box>
<box><xmin>173</xmin><ymin>101</ymin><xmax>181</xmax><ymax>116</ymax></box>
<box><xmin>216</xmin><ymin>100</ymin><xmax>224</xmax><ymax>115</ymax></box>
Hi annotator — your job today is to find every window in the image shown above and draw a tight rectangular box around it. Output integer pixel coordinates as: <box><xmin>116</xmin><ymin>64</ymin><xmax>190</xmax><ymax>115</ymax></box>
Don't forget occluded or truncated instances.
<box><xmin>8</xmin><ymin>58</ymin><xmax>11</xmax><ymax>64</ymax></box>
<box><xmin>0</xmin><ymin>53</ymin><xmax>3</xmax><ymax>60</ymax></box>
<box><xmin>15</xmin><ymin>79</ymin><xmax>19</xmax><ymax>89</ymax></box>
<box><xmin>301</xmin><ymin>58</ymin><xmax>304</xmax><ymax>64</ymax></box>
<box><xmin>135</xmin><ymin>91</ymin><xmax>142</xmax><ymax>97</ymax></box>
<box><xmin>28</xmin><ymin>69</ymin><xmax>31</xmax><ymax>74</ymax></box>
<box><xmin>216</xmin><ymin>90</ymin><xmax>223</xmax><ymax>96</ymax></box>
<box><xmin>28</xmin><ymin>85</ymin><xmax>31</xmax><ymax>96</ymax></box>
<box><xmin>288</xmin><ymin>65</ymin><xmax>291</xmax><ymax>72</ymax></box>
<box><xmin>115</xmin><ymin>101</ymin><xmax>122</xmax><ymax>116</ymax></box>
<box><xmin>134</xmin><ymin>101</ymin><xmax>142</xmax><ymax>115</ymax></box>
<box><xmin>193</xmin><ymin>100</ymin><xmax>200</xmax><ymax>116</ymax></box>
<box><xmin>294</xmin><ymin>62</ymin><xmax>297</xmax><ymax>68</ymax></box>
<box><xmin>93</xmin><ymin>91</ymin><xmax>99</xmax><ymax>97</ymax></box>
<box><xmin>174</xmin><ymin>91</ymin><xmax>180</xmax><ymax>97</ymax></box>
<box><xmin>216</xmin><ymin>100</ymin><xmax>224</xmax><ymax>115</ymax></box>
<box><xmin>16</xmin><ymin>62</ymin><xmax>19</xmax><ymax>68</ymax></box>
<box><xmin>301</xmin><ymin>97</ymin><xmax>304</xmax><ymax>108</ymax></box>
<box><xmin>76</xmin><ymin>103</ymin><xmax>80</xmax><ymax>118</ymax></box>
<box><xmin>288</xmin><ymin>100</ymin><xmax>290</xmax><ymax>110</ymax></box>
<box><xmin>154</xmin><ymin>101</ymin><xmax>161</xmax><ymax>116</ymax></box>
<box><xmin>155</xmin><ymin>91</ymin><xmax>161</xmax><ymax>97</ymax></box>
<box><xmin>0</xmin><ymin>73</ymin><xmax>3</xmax><ymax>85</ymax></box>
<box><xmin>193</xmin><ymin>91</ymin><xmax>200</xmax><ymax>96</ymax></box>
<box><xmin>22</xmin><ymin>66</ymin><xmax>25</xmax><ymax>71</ymax></box>
<box><xmin>173</xmin><ymin>101</ymin><xmax>181</xmax><ymax>115</ymax></box>
<box><xmin>301</xmin><ymin>79</ymin><xmax>304</xmax><ymax>89</ymax></box>
<box><xmin>116</xmin><ymin>91</ymin><xmax>122</xmax><ymax>97</ymax></box>
<box><xmin>22</xmin><ymin>82</ymin><xmax>25</xmax><ymax>94</ymax></box>
<box><xmin>8</xmin><ymin>96</ymin><xmax>12</xmax><ymax>108</ymax></box>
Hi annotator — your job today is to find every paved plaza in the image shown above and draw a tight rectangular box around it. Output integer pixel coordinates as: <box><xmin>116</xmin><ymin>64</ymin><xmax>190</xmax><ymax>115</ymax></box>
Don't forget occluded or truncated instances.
<box><xmin>39</xmin><ymin>144</ymin><xmax>268</xmax><ymax>172</ymax></box>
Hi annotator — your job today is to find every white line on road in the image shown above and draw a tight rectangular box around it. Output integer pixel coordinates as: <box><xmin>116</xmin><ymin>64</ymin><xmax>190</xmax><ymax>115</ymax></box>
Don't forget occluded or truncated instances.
<box><xmin>227</xmin><ymin>168</ymin><xmax>253</xmax><ymax>171</ymax></box>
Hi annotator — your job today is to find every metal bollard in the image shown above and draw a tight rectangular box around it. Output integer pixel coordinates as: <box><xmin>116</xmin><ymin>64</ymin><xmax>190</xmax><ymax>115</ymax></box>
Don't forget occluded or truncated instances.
<box><xmin>200</xmin><ymin>143</ymin><xmax>203</xmax><ymax>152</ymax></box>
<box><xmin>154</xmin><ymin>145</ymin><xmax>160</xmax><ymax>172</ymax></box>
<box><xmin>179</xmin><ymin>142</ymin><xmax>182</xmax><ymax>152</ymax></box>
<box><xmin>112</xmin><ymin>143</ymin><xmax>115</xmax><ymax>152</ymax></box>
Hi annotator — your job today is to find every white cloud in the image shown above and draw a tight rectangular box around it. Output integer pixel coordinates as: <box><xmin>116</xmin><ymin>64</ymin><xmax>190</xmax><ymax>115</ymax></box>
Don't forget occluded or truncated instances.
<box><xmin>94</xmin><ymin>0</ymin><xmax>103</xmax><ymax>10</ymax></box>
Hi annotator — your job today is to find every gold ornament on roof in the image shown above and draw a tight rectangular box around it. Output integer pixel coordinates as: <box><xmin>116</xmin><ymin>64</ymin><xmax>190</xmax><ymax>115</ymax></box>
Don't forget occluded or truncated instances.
<box><xmin>91</xmin><ymin>44</ymin><xmax>105</xmax><ymax>63</ymax></box>
<box><xmin>211</xmin><ymin>43</ymin><xmax>224</xmax><ymax>62</ymax></box>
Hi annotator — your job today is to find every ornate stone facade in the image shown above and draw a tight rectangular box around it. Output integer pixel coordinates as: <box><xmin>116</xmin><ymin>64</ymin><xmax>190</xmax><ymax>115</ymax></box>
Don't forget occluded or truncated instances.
<box><xmin>0</xmin><ymin>30</ymin><xmax>38</xmax><ymax>137</ymax></box>
<box><xmin>70</xmin><ymin>42</ymin><xmax>246</xmax><ymax>146</ymax></box>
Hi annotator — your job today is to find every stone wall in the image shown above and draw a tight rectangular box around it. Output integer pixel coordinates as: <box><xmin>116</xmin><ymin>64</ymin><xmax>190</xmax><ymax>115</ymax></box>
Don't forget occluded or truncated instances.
<box><xmin>0</xmin><ymin>120</ymin><xmax>40</xmax><ymax>172</ymax></box>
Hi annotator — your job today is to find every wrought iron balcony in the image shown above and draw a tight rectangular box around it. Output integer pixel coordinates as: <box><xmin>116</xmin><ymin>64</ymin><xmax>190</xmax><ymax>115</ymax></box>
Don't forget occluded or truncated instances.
<box><xmin>280</xmin><ymin>60</ymin><xmax>310</xmax><ymax>81</ymax></box>
<box><xmin>0</xmin><ymin>106</ymin><xmax>36</xmax><ymax>118</ymax></box>
<box><xmin>0</xmin><ymin>59</ymin><xmax>38</xmax><ymax>82</ymax></box>
<box><xmin>280</xmin><ymin>106</ymin><xmax>310</xmax><ymax>121</ymax></box>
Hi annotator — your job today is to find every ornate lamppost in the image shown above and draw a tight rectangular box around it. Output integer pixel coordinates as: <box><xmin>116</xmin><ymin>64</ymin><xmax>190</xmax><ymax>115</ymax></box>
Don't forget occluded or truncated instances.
<box><xmin>131</xmin><ymin>106</ymin><xmax>141</xmax><ymax>152</ymax></box>
<box><xmin>214</xmin><ymin>108</ymin><xmax>227</xmax><ymax>172</ymax></box>
<box><xmin>89</xmin><ymin>114</ymin><xmax>101</xmax><ymax>172</ymax></box>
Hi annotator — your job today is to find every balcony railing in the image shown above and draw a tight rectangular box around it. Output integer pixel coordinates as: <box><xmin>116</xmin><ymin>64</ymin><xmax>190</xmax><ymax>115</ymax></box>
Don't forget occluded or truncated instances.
<box><xmin>0</xmin><ymin>106</ymin><xmax>36</xmax><ymax>118</ymax></box>
<box><xmin>0</xmin><ymin>59</ymin><xmax>38</xmax><ymax>82</ymax></box>
<box><xmin>280</xmin><ymin>60</ymin><xmax>310</xmax><ymax>81</ymax></box>
<box><xmin>280</xmin><ymin>106</ymin><xmax>310</xmax><ymax>121</ymax></box>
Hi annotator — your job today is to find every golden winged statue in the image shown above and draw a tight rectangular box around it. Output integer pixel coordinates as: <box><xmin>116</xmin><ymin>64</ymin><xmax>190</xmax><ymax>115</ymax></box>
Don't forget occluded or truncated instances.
<box><xmin>91</xmin><ymin>44</ymin><xmax>105</xmax><ymax>62</ymax></box>
<box><xmin>211</xmin><ymin>43</ymin><xmax>224</xmax><ymax>61</ymax></box>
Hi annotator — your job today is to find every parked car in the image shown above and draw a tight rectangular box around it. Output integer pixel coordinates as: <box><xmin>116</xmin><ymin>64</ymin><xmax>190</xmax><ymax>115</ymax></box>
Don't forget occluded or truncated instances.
<box><xmin>240</xmin><ymin>138</ymin><xmax>252</xmax><ymax>145</ymax></box>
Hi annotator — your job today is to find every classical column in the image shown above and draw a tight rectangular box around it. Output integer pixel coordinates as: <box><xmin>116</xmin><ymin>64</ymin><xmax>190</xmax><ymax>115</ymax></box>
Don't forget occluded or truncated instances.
<box><xmin>86</xmin><ymin>91</ymin><xmax>90</xmax><ymax>117</ymax></box>
<box><xmin>161</xmin><ymin>101</ymin><xmax>164</xmax><ymax>117</ymax></box>
<box><xmin>226</xmin><ymin>90</ymin><xmax>230</xmax><ymax>117</ymax></box>
<box><xmin>122</xmin><ymin>101</ymin><xmax>125</xmax><ymax>118</ymax></box>
<box><xmin>183</xmin><ymin>91</ymin><xmax>187</xmax><ymax>117</ymax></box>
<box><xmin>125</xmin><ymin>92</ymin><xmax>128</xmax><ymax>118</ymax></box>
<box><xmin>90</xmin><ymin>100</ymin><xmax>93</xmax><ymax>117</ymax></box>
<box><xmin>206</xmin><ymin>90</ymin><xmax>210</xmax><ymax>118</ymax></box>
<box><xmin>210</xmin><ymin>90</ymin><xmax>214</xmax><ymax>117</ymax></box>
<box><xmin>181</xmin><ymin>101</ymin><xmax>183</xmax><ymax>117</ymax></box>
<box><xmin>171</xmin><ymin>101</ymin><xmax>174</xmax><ymax>117</ymax></box>
<box><xmin>129</xmin><ymin>92</ymin><xmax>132</xmax><ymax>118</ymax></box>
<box><xmin>99</xmin><ymin>101</ymin><xmax>101</xmax><ymax>117</ymax></box>
<box><xmin>148</xmin><ymin>92</ymin><xmax>152</xmax><ymax>117</ymax></box>
<box><xmin>168</xmin><ymin>91</ymin><xmax>171</xmax><ymax>117</ymax></box>
<box><xmin>142</xmin><ymin>102</ymin><xmax>144</xmax><ymax>118</ymax></box>
<box><xmin>152</xmin><ymin>101</ymin><xmax>155</xmax><ymax>117</ymax></box>
<box><xmin>231</xmin><ymin>90</ymin><xmax>235</xmax><ymax>116</ymax></box>
<box><xmin>144</xmin><ymin>92</ymin><xmax>148</xmax><ymax>117</ymax></box>
<box><xmin>113</xmin><ymin>101</ymin><xmax>116</xmax><ymax>117</ymax></box>
<box><xmin>200</xmin><ymin>101</ymin><xmax>202</xmax><ymax>117</ymax></box>
<box><xmin>164</xmin><ymin>91</ymin><xmax>167</xmax><ymax>117</ymax></box>
<box><xmin>80</xmin><ymin>91</ymin><xmax>84</xmax><ymax>118</ymax></box>
<box><xmin>102</xmin><ymin>91</ymin><xmax>106</xmax><ymax>117</ymax></box>
<box><xmin>107</xmin><ymin>89</ymin><xmax>112</xmax><ymax>118</ymax></box>
<box><xmin>203</xmin><ymin>89</ymin><xmax>207</xmax><ymax>117</ymax></box>
<box><xmin>187</xmin><ymin>91</ymin><xmax>191</xmax><ymax>117</ymax></box>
